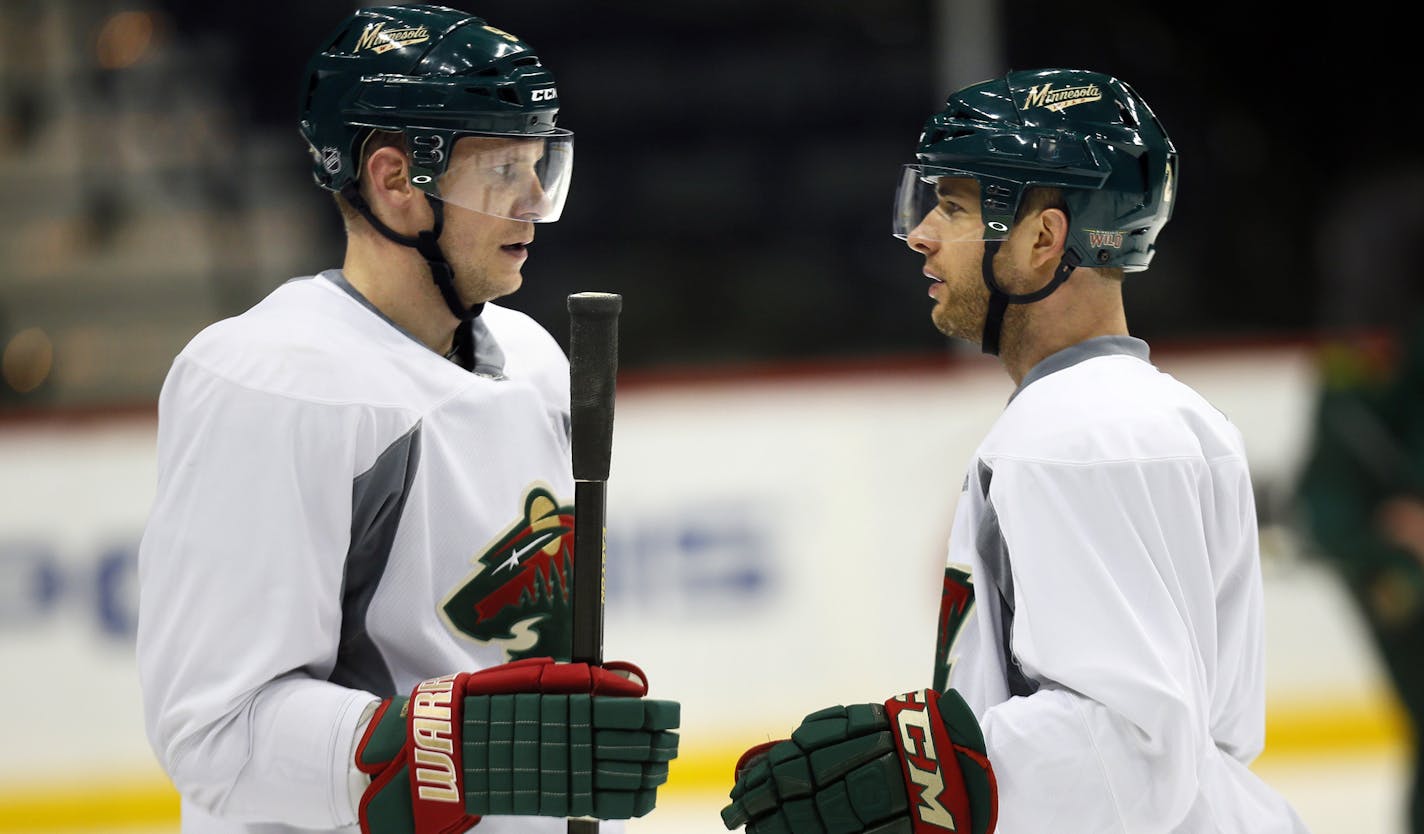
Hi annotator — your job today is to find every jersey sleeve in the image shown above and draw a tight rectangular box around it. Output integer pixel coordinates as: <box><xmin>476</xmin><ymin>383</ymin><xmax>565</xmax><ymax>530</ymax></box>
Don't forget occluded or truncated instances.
<box><xmin>974</xmin><ymin>452</ymin><xmax>1263</xmax><ymax>832</ymax></box>
<box><xmin>136</xmin><ymin>354</ymin><xmax>382</xmax><ymax>828</ymax></box>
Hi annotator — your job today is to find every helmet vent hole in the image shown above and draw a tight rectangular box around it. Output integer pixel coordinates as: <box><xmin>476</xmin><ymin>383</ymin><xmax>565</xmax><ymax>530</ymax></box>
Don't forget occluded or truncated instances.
<box><xmin>1116</xmin><ymin>101</ymin><xmax>1138</xmax><ymax>127</ymax></box>
<box><xmin>322</xmin><ymin>25</ymin><xmax>351</xmax><ymax>55</ymax></box>
<box><xmin>511</xmin><ymin>56</ymin><xmax>539</xmax><ymax>67</ymax></box>
<box><xmin>475</xmin><ymin>66</ymin><xmax>501</xmax><ymax>77</ymax></box>
<box><xmin>1137</xmin><ymin>156</ymin><xmax>1155</xmax><ymax>190</ymax></box>
<box><xmin>302</xmin><ymin>74</ymin><xmax>320</xmax><ymax>113</ymax></box>
<box><xmin>497</xmin><ymin>87</ymin><xmax>520</xmax><ymax>105</ymax></box>
<box><xmin>466</xmin><ymin>87</ymin><xmax>492</xmax><ymax>97</ymax></box>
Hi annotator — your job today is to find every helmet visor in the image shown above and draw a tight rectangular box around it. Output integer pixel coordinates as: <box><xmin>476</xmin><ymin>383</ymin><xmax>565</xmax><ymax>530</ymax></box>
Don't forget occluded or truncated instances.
<box><xmin>416</xmin><ymin>132</ymin><xmax>573</xmax><ymax>223</ymax></box>
<box><xmin>892</xmin><ymin>164</ymin><xmax>1010</xmax><ymax>243</ymax></box>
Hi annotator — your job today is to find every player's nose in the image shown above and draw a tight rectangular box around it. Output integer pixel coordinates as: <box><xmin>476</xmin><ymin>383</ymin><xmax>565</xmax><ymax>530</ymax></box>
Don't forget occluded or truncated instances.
<box><xmin>906</xmin><ymin>221</ymin><xmax>937</xmax><ymax>255</ymax></box>
<box><xmin>513</xmin><ymin>177</ymin><xmax>551</xmax><ymax>222</ymax></box>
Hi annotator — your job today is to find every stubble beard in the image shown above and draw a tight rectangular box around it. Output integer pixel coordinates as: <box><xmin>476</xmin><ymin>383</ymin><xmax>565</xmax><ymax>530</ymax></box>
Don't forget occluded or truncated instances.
<box><xmin>445</xmin><ymin>212</ymin><xmax>529</xmax><ymax>307</ymax></box>
<box><xmin>931</xmin><ymin>277</ymin><xmax>988</xmax><ymax>345</ymax></box>
<box><xmin>453</xmin><ymin>252</ymin><xmax>524</xmax><ymax>307</ymax></box>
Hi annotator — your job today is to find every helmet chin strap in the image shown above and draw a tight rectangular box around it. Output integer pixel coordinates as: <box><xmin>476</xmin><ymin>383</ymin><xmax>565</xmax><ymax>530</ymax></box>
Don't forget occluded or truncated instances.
<box><xmin>339</xmin><ymin>184</ymin><xmax>484</xmax><ymax>325</ymax></box>
<box><xmin>978</xmin><ymin>240</ymin><xmax>1081</xmax><ymax>355</ymax></box>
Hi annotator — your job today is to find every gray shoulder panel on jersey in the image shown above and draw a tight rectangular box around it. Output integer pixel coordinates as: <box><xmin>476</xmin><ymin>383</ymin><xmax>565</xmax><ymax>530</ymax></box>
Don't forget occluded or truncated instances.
<box><xmin>1008</xmin><ymin>335</ymin><xmax>1152</xmax><ymax>404</ymax></box>
<box><xmin>329</xmin><ymin>421</ymin><xmax>422</xmax><ymax>696</ymax></box>
<box><xmin>320</xmin><ymin>269</ymin><xmax>507</xmax><ymax>377</ymax></box>
<box><xmin>974</xmin><ymin>460</ymin><xmax>1040</xmax><ymax>697</ymax></box>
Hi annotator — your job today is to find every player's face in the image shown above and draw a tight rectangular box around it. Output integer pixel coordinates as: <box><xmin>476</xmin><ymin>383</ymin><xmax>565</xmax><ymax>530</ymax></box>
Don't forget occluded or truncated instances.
<box><xmin>435</xmin><ymin>137</ymin><xmax>553</xmax><ymax>304</ymax></box>
<box><xmin>904</xmin><ymin>177</ymin><xmax>992</xmax><ymax>341</ymax></box>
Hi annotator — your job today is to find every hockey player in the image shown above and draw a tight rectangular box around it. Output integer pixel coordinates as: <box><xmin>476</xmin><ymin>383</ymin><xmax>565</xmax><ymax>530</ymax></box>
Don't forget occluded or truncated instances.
<box><xmin>136</xmin><ymin>6</ymin><xmax>677</xmax><ymax>833</ymax></box>
<box><xmin>1294</xmin><ymin>313</ymin><xmax>1424</xmax><ymax>834</ymax></box>
<box><xmin>721</xmin><ymin>69</ymin><xmax>1310</xmax><ymax>833</ymax></box>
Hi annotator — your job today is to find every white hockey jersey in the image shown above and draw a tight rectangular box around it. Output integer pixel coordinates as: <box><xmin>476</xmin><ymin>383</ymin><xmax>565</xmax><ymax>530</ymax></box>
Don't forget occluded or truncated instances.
<box><xmin>137</xmin><ymin>271</ymin><xmax>608</xmax><ymax>833</ymax></box>
<box><xmin>937</xmin><ymin>336</ymin><xmax>1310</xmax><ymax>833</ymax></box>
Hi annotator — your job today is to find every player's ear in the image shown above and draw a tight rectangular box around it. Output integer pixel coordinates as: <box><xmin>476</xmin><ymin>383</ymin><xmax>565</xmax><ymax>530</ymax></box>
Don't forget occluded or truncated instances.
<box><xmin>365</xmin><ymin>146</ymin><xmax>416</xmax><ymax>210</ymax></box>
<box><xmin>1029</xmin><ymin>207</ymin><xmax>1069</xmax><ymax>270</ymax></box>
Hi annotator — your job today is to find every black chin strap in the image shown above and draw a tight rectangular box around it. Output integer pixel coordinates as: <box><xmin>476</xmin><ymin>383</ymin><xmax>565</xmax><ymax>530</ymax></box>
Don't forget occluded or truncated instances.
<box><xmin>978</xmin><ymin>242</ymin><xmax>1082</xmax><ymax>356</ymax></box>
<box><xmin>339</xmin><ymin>184</ymin><xmax>484</xmax><ymax>325</ymax></box>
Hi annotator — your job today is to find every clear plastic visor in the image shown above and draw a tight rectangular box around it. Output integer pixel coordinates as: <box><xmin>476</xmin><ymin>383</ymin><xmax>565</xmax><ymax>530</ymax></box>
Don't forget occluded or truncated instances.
<box><xmin>892</xmin><ymin>164</ymin><xmax>1006</xmax><ymax>243</ymax></box>
<box><xmin>415</xmin><ymin>132</ymin><xmax>573</xmax><ymax>223</ymax></box>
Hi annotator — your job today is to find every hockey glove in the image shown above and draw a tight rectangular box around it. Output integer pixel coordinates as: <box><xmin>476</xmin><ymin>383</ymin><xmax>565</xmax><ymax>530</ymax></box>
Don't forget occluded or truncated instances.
<box><xmin>721</xmin><ymin>688</ymin><xmax>996</xmax><ymax>834</ymax></box>
<box><xmin>355</xmin><ymin>656</ymin><xmax>680</xmax><ymax>834</ymax></box>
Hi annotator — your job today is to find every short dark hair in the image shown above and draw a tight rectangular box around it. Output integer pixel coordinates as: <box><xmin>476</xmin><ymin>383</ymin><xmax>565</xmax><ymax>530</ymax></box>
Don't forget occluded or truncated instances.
<box><xmin>1015</xmin><ymin>186</ymin><xmax>1068</xmax><ymax>224</ymax></box>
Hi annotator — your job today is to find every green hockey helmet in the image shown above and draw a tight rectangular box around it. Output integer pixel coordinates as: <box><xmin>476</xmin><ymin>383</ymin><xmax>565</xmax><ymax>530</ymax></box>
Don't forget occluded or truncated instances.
<box><xmin>893</xmin><ymin>68</ymin><xmax>1177</xmax><ymax>272</ymax></box>
<box><xmin>298</xmin><ymin>3</ymin><xmax>571</xmax><ymax>222</ymax></box>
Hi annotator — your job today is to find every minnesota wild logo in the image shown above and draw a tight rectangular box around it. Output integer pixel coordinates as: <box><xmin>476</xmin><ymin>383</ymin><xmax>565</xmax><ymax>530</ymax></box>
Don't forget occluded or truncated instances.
<box><xmin>932</xmin><ymin>564</ymin><xmax>976</xmax><ymax>692</ymax></box>
<box><xmin>441</xmin><ymin>485</ymin><xmax>575</xmax><ymax>661</ymax></box>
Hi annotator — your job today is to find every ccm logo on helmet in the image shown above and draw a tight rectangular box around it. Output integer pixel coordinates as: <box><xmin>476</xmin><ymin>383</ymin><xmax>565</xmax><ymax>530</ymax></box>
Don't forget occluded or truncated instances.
<box><xmin>892</xmin><ymin>690</ymin><xmax>958</xmax><ymax>829</ymax></box>
<box><xmin>531</xmin><ymin>88</ymin><xmax>557</xmax><ymax>102</ymax></box>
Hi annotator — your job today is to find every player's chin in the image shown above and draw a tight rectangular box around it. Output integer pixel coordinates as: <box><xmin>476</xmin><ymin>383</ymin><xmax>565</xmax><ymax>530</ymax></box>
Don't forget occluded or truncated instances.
<box><xmin>493</xmin><ymin>266</ymin><xmax>525</xmax><ymax>298</ymax></box>
<box><xmin>482</xmin><ymin>279</ymin><xmax>521</xmax><ymax>304</ymax></box>
<box><xmin>931</xmin><ymin>307</ymin><xmax>970</xmax><ymax>342</ymax></box>
<box><xmin>930</xmin><ymin>300</ymin><xmax>953</xmax><ymax>333</ymax></box>
<box><xmin>466</xmin><ymin>266</ymin><xmax>524</xmax><ymax>305</ymax></box>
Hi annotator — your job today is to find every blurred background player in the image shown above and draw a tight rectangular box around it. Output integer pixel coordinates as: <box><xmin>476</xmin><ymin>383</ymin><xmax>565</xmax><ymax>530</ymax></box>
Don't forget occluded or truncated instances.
<box><xmin>135</xmin><ymin>5</ymin><xmax>677</xmax><ymax>833</ymax></box>
<box><xmin>1293</xmin><ymin>314</ymin><xmax>1424</xmax><ymax>834</ymax></box>
<box><xmin>720</xmin><ymin>69</ymin><xmax>1310</xmax><ymax>833</ymax></box>
<box><xmin>1291</xmin><ymin>162</ymin><xmax>1424</xmax><ymax>832</ymax></box>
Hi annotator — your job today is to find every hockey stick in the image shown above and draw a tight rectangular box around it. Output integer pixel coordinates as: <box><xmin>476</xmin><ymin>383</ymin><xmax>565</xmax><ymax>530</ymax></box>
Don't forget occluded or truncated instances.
<box><xmin>567</xmin><ymin>292</ymin><xmax>622</xmax><ymax>834</ymax></box>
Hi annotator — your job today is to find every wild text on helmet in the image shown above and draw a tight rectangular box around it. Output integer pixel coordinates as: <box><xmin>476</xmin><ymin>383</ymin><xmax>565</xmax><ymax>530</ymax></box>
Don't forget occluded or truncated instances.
<box><xmin>1022</xmin><ymin>83</ymin><xmax>1102</xmax><ymax>113</ymax></box>
<box><xmin>356</xmin><ymin>22</ymin><xmax>431</xmax><ymax>55</ymax></box>
<box><xmin>1087</xmin><ymin>229</ymin><xmax>1124</xmax><ymax>249</ymax></box>
<box><xmin>411</xmin><ymin>675</ymin><xmax>460</xmax><ymax>802</ymax></box>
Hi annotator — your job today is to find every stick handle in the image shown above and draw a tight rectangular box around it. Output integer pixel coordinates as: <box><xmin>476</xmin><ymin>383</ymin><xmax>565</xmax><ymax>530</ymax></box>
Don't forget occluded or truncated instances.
<box><xmin>568</xmin><ymin>292</ymin><xmax>621</xmax><ymax>482</ymax></box>
<box><xmin>566</xmin><ymin>292</ymin><xmax>621</xmax><ymax>834</ymax></box>
<box><xmin>570</xmin><ymin>479</ymin><xmax>606</xmax><ymax>666</ymax></box>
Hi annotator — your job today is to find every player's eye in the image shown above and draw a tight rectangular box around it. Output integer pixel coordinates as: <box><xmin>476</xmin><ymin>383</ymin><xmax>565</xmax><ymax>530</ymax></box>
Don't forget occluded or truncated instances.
<box><xmin>936</xmin><ymin>199</ymin><xmax>964</xmax><ymax>218</ymax></box>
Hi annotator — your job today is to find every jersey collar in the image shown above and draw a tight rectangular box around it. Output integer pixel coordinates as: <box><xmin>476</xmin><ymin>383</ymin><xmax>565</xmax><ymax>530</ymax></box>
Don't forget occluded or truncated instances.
<box><xmin>1008</xmin><ymin>334</ymin><xmax>1151</xmax><ymax>404</ymax></box>
<box><xmin>320</xmin><ymin>269</ymin><xmax>508</xmax><ymax>378</ymax></box>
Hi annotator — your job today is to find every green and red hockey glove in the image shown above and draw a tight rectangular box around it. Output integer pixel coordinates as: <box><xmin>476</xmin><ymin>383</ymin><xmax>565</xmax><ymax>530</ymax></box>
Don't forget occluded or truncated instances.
<box><xmin>355</xmin><ymin>656</ymin><xmax>680</xmax><ymax>834</ymax></box>
<box><xmin>721</xmin><ymin>688</ymin><xmax>996</xmax><ymax>834</ymax></box>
